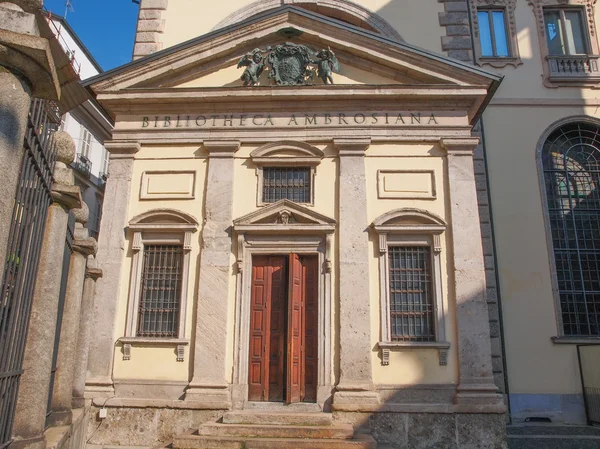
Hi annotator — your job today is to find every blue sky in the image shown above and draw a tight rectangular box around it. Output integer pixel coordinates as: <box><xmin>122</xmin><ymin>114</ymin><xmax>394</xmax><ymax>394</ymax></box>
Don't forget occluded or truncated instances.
<box><xmin>44</xmin><ymin>0</ymin><xmax>140</xmax><ymax>71</ymax></box>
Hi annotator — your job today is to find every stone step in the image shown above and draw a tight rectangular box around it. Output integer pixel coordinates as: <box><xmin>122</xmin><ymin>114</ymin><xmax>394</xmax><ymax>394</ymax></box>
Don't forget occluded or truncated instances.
<box><xmin>223</xmin><ymin>411</ymin><xmax>333</xmax><ymax>426</ymax></box>
<box><xmin>173</xmin><ymin>433</ymin><xmax>377</xmax><ymax>449</ymax></box>
<box><xmin>197</xmin><ymin>422</ymin><xmax>354</xmax><ymax>439</ymax></box>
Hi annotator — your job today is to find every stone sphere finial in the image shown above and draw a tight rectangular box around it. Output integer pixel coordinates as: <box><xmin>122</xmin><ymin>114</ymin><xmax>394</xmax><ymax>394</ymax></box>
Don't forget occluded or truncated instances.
<box><xmin>73</xmin><ymin>201</ymin><xmax>89</xmax><ymax>225</ymax></box>
<box><xmin>52</xmin><ymin>131</ymin><xmax>76</xmax><ymax>165</ymax></box>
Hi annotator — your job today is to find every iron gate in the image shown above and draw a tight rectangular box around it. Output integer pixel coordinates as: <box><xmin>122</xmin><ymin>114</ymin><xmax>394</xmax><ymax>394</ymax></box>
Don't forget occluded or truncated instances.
<box><xmin>0</xmin><ymin>99</ymin><xmax>59</xmax><ymax>449</ymax></box>
<box><xmin>578</xmin><ymin>345</ymin><xmax>600</xmax><ymax>425</ymax></box>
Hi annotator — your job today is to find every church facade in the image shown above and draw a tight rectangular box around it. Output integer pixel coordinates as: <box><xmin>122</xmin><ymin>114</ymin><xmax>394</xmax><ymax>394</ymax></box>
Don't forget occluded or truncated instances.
<box><xmin>82</xmin><ymin>1</ymin><xmax>600</xmax><ymax>447</ymax></box>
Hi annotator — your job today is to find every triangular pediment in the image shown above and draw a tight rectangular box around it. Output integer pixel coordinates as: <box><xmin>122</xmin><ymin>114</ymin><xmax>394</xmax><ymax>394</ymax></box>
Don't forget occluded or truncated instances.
<box><xmin>85</xmin><ymin>6</ymin><xmax>500</xmax><ymax>96</ymax></box>
<box><xmin>233</xmin><ymin>200</ymin><xmax>336</xmax><ymax>232</ymax></box>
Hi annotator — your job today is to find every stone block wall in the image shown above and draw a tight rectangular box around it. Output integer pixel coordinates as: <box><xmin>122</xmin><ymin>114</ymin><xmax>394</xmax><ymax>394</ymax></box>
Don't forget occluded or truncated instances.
<box><xmin>437</xmin><ymin>0</ymin><xmax>508</xmax><ymax>400</ymax></box>
<box><xmin>133</xmin><ymin>0</ymin><xmax>168</xmax><ymax>60</ymax></box>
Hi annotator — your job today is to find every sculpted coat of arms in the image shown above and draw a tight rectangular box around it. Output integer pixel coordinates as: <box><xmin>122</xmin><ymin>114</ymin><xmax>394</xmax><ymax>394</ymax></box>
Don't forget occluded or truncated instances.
<box><xmin>237</xmin><ymin>42</ymin><xmax>339</xmax><ymax>86</ymax></box>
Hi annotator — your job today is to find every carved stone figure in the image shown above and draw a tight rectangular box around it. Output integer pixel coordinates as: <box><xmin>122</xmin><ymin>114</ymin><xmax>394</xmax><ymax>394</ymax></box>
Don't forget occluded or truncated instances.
<box><xmin>237</xmin><ymin>48</ymin><xmax>268</xmax><ymax>86</ymax></box>
<box><xmin>237</xmin><ymin>42</ymin><xmax>339</xmax><ymax>86</ymax></box>
<box><xmin>314</xmin><ymin>47</ymin><xmax>339</xmax><ymax>85</ymax></box>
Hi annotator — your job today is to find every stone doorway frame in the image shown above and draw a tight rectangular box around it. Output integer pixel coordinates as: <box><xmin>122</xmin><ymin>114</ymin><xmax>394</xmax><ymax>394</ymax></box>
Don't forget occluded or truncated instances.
<box><xmin>231</xmin><ymin>201</ymin><xmax>336</xmax><ymax>410</ymax></box>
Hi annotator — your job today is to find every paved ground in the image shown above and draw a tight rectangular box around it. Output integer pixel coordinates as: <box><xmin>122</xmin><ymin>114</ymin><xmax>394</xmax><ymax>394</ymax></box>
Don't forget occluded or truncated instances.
<box><xmin>508</xmin><ymin>425</ymin><xmax>600</xmax><ymax>449</ymax></box>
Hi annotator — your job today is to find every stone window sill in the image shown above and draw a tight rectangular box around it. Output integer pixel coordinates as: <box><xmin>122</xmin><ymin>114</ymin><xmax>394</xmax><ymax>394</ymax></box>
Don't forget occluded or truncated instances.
<box><xmin>477</xmin><ymin>56</ymin><xmax>523</xmax><ymax>69</ymax></box>
<box><xmin>551</xmin><ymin>336</ymin><xmax>600</xmax><ymax>345</ymax></box>
<box><xmin>118</xmin><ymin>337</ymin><xmax>189</xmax><ymax>362</ymax></box>
<box><xmin>378</xmin><ymin>341</ymin><xmax>450</xmax><ymax>366</ymax></box>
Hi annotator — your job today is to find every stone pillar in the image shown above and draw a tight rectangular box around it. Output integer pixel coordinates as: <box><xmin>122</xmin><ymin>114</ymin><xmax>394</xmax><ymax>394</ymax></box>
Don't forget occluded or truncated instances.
<box><xmin>11</xmin><ymin>132</ymin><xmax>81</xmax><ymax>449</ymax></box>
<box><xmin>48</xmin><ymin>205</ymin><xmax>97</xmax><ymax>425</ymax></box>
<box><xmin>86</xmin><ymin>141</ymin><xmax>140</xmax><ymax>397</ymax></box>
<box><xmin>441</xmin><ymin>138</ymin><xmax>503</xmax><ymax>409</ymax></box>
<box><xmin>185</xmin><ymin>140</ymin><xmax>239</xmax><ymax>407</ymax></box>
<box><xmin>72</xmin><ymin>258</ymin><xmax>102</xmax><ymax>408</ymax></box>
<box><xmin>333</xmin><ymin>138</ymin><xmax>380</xmax><ymax>408</ymax></box>
<box><xmin>0</xmin><ymin>0</ymin><xmax>60</xmax><ymax>269</ymax></box>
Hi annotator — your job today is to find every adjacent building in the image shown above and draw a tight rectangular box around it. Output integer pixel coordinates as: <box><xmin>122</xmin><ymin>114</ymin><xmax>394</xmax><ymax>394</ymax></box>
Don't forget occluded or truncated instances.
<box><xmin>80</xmin><ymin>1</ymin><xmax>600</xmax><ymax>448</ymax></box>
<box><xmin>45</xmin><ymin>12</ymin><xmax>112</xmax><ymax>239</ymax></box>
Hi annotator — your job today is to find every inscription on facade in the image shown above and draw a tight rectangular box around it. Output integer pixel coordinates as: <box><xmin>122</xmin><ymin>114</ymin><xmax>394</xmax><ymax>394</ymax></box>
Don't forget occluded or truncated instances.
<box><xmin>139</xmin><ymin>112</ymin><xmax>443</xmax><ymax>129</ymax></box>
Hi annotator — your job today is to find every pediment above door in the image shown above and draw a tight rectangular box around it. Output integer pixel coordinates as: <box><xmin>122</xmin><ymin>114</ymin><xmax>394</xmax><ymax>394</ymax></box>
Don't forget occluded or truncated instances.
<box><xmin>233</xmin><ymin>200</ymin><xmax>336</xmax><ymax>234</ymax></box>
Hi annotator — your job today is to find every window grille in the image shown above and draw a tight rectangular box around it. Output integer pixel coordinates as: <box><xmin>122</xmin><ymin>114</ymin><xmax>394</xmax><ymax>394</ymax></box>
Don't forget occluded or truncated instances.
<box><xmin>137</xmin><ymin>245</ymin><xmax>183</xmax><ymax>338</ymax></box>
<box><xmin>542</xmin><ymin>121</ymin><xmax>600</xmax><ymax>337</ymax></box>
<box><xmin>263</xmin><ymin>167</ymin><xmax>311</xmax><ymax>203</ymax></box>
<box><xmin>388</xmin><ymin>246</ymin><xmax>435</xmax><ymax>342</ymax></box>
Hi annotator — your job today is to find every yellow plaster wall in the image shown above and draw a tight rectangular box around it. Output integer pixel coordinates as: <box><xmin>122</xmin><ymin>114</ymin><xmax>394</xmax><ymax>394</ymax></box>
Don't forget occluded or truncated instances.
<box><xmin>112</xmin><ymin>145</ymin><xmax>207</xmax><ymax>381</ymax></box>
<box><xmin>365</xmin><ymin>145</ymin><xmax>458</xmax><ymax>386</ymax></box>
<box><xmin>161</xmin><ymin>0</ymin><xmax>444</xmax><ymax>54</ymax></box>
<box><xmin>482</xmin><ymin>105</ymin><xmax>600</xmax><ymax>395</ymax></box>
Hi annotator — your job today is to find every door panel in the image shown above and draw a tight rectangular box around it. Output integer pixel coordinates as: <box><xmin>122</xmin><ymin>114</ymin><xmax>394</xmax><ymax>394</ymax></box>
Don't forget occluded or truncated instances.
<box><xmin>268</xmin><ymin>258</ymin><xmax>287</xmax><ymax>401</ymax></box>
<box><xmin>287</xmin><ymin>254</ymin><xmax>303</xmax><ymax>404</ymax></box>
<box><xmin>302</xmin><ymin>255</ymin><xmax>319</xmax><ymax>402</ymax></box>
<box><xmin>248</xmin><ymin>255</ymin><xmax>286</xmax><ymax>401</ymax></box>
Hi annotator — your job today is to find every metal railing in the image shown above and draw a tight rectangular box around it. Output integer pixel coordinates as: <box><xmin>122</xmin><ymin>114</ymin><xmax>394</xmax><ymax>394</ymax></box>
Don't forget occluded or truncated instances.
<box><xmin>547</xmin><ymin>55</ymin><xmax>600</xmax><ymax>80</ymax></box>
<box><xmin>578</xmin><ymin>345</ymin><xmax>600</xmax><ymax>425</ymax></box>
<box><xmin>0</xmin><ymin>99</ymin><xmax>59</xmax><ymax>449</ymax></box>
<box><xmin>73</xmin><ymin>154</ymin><xmax>92</xmax><ymax>178</ymax></box>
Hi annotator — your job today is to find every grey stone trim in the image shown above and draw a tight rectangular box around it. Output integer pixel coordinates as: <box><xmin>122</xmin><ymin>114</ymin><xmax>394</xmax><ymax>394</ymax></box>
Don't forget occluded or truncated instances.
<box><xmin>133</xmin><ymin>0</ymin><xmax>168</xmax><ymax>60</ymax></box>
<box><xmin>437</xmin><ymin>0</ymin><xmax>473</xmax><ymax>62</ymax></box>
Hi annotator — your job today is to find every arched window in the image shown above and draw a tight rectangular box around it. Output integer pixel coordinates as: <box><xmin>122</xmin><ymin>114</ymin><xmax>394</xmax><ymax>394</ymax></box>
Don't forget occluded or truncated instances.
<box><xmin>541</xmin><ymin>120</ymin><xmax>600</xmax><ymax>337</ymax></box>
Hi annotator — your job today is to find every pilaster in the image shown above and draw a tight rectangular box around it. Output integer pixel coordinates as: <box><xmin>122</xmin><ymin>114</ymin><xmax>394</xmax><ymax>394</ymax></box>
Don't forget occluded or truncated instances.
<box><xmin>86</xmin><ymin>141</ymin><xmax>140</xmax><ymax>398</ymax></box>
<box><xmin>11</xmin><ymin>132</ymin><xmax>81</xmax><ymax>449</ymax></box>
<box><xmin>184</xmin><ymin>140</ymin><xmax>239</xmax><ymax>407</ymax></box>
<box><xmin>333</xmin><ymin>138</ymin><xmax>380</xmax><ymax>409</ymax></box>
<box><xmin>48</xmin><ymin>205</ymin><xmax>97</xmax><ymax>426</ymax></box>
<box><xmin>440</xmin><ymin>138</ymin><xmax>504</xmax><ymax>410</ymax></box>
<box><xmin>72</xmin><ymin>259</ymin><xmax>102</xmax><ymax>408</ymax></box>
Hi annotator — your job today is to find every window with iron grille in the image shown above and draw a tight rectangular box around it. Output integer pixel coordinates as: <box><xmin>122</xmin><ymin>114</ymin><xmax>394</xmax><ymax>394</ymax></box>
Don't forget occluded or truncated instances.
<box><xmin>542</xmin><ymin>121</ymin><xmax>600</xmax><ymax>337</ymax></box>
<box><xmin>262</xmin><ymin>167</ymin><xmax>311</xmax><ymax>203</ymax></box>
<box><xmin>137</xmin><ymin>245</ymin><xmax>184</xmax><ymax>338</ymax></box>
<box><xmin>388</xmin><ymin>246</ymin><xmax>435</xmax><ymax>342</ymax></box>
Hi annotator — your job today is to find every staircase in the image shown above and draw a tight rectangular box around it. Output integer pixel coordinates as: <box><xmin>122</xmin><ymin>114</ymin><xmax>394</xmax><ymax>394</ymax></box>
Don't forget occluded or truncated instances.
<box><xmin>172</xmin><ymin>411</ymin><xmax>377</xmax><ymax>449</ymax></box>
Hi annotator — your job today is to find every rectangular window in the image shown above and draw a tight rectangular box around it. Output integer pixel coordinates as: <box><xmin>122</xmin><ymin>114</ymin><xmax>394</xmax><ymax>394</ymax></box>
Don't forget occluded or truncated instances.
<box><xmin>544</xmin><ymin>8</ymin><xmax>588</xmax><ymax>55</ymax></box>
<box><xmin>137</xmin><ymin>244</ymin><xmax>183</xmax><ymax>338</ymax></box>
<box><xmin>263</xmin><ymin>167</ymin><xmax>311</xmax><ymax>203</ymax></box>
<box><xmin>101</xmin><ymin>147</ymin><xmax>109</xmax><ymax>174</ymax></box>
<box><xmin>388</xmin><ymin>246</ymin><xmax>435</xmax><ymax>342</ymax></box>
<box><xmin>478</xmin><ymin>9</ymin><xmax>510</xmax><ymax>57</ymax></box>
<box><xmin>79</xmin><ymin>128</ymin><xmax>92</xmax><ymax>158</ymax></box>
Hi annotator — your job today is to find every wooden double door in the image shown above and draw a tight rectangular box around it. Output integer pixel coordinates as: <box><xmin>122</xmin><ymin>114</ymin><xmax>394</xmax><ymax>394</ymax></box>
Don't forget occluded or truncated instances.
<box><xmin>248</xmin><ymin>254</ymin><xmax>318</xmax><ymax>403</ymax></box>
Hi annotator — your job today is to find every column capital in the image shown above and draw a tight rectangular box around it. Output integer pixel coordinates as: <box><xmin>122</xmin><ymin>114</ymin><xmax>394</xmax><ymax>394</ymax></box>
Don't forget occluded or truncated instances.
<box><xmin>50</xmin><ymin>184</ymin><xmax>82</xmax><ymax>210</ymax></box>
<box><xmin>334</xmin><ymin>138</ymin><xmax>371</xmax><ymax>156</ymax></box>
<box><xmin>105</xmin><ymin>141</ymin><xmax>141</xmax><ymax>158</ymax></box>
<box><xmin>72</xmin><ymin>236</ymin><xmax>97</xmax><ymax>257</ymax></box>
<box><xmin>440</xmin><ymin>137</ymin><xmax>480</xmax><ymax>156</ymax></box>
<box><xmin>204</xmin><ymin>140</ymin><xmax>240</xmax><ymax>158</ymax></box>
<box><xmin>85</xmin><ymin>267</ymin><xmax>103</xmax><ymax>281</ymax></box>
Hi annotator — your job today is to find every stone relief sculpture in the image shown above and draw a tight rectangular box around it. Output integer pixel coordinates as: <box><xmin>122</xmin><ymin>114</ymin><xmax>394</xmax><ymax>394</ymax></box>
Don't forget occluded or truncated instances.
<box><xmin>314</xmin><ymin>47</ymin><xmax>339</xmax><ymax>85</ymax></box>
<box><xmin>237</xmin><ymin>48</ymin><xmax>270</xmax><ymax>86</ymax></box>
<box><xmin>238</xmin><ymin>42</ymin><xmax>339</xmax><ymax>86</ymax></box>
